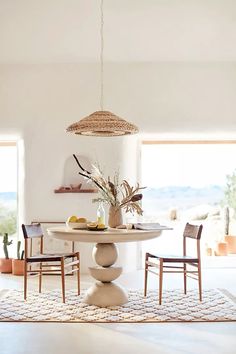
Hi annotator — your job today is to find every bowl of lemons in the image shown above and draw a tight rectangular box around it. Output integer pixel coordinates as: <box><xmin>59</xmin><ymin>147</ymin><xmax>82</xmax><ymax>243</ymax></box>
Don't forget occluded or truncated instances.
<box><xmin>66</xmin><ymin>216</ymin><xmax>88</xmax><ymax>229</ymax></box>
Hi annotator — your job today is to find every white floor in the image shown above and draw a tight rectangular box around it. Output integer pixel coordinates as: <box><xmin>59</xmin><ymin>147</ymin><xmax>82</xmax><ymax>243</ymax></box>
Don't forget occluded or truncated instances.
<box><xmin>0</xmin><ymin>267</ymin><xmax>236</xmax><ymax>354</ymax></box>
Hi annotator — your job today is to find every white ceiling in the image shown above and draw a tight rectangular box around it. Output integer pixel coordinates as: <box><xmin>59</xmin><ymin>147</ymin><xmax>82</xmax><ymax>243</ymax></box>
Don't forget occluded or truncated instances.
<box><xmin>0</xmin><ymin>0</ymin><xmax>236</xmax><ymax>63</ymax></box>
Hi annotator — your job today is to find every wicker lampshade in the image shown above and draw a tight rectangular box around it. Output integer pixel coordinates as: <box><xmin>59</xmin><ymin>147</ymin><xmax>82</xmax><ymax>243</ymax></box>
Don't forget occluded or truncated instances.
<box><xmin>66</xmin><ymin>110</ymin><xmax>139</xmax><ymax>136</ymax></box>
<box><xmin>66</xmin><ymin>1</ymin><xmax>139</xmax><ymax>137</ymax></box>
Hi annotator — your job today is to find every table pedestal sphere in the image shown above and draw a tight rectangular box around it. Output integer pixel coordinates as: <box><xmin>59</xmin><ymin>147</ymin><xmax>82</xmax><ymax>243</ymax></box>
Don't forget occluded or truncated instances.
<box><xmin>84</xmin><ymin>243</ymin><xmax>128</xmax><ymax>307</ymax></box>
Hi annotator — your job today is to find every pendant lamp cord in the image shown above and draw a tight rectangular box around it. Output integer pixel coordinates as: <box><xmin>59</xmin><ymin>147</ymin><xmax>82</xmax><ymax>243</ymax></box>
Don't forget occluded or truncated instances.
<box><xmin>100</xmin><ymin>0</ymin><xmax>104</xmax><ymax>111</ymax></box>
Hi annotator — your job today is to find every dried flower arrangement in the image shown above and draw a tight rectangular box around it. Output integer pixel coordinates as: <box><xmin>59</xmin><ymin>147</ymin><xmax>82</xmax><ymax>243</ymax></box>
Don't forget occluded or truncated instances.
<box><xmin>73</xmin><ymin>154</ymin><xmax>145</xmax><ymax>216</ymax></box>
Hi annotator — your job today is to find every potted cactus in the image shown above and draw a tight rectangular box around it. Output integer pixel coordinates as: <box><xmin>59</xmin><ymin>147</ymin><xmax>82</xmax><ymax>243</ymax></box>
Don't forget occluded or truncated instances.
<box><xmin>12</xmin><ymin>241</ymin><xmax>25</xmax><ymax>275</ymax></box>
<box><xmin>0</xmin><ymin>233</ymin><xmax>13</xmax><ymax>273</ymax></box>
<box><xmin>216</xmin><ymin>206</ymin><xmax>229</xmax><ymax>256</ymax></box>
<box><xmin>223</xmin><ymin>171</ymin><xmax>236</xmax><ymax>253</ymax></box>
<box><xmin>224</xmin><ymin>206</ymin><xmax>236</xmax><ymax>254</ymax></box>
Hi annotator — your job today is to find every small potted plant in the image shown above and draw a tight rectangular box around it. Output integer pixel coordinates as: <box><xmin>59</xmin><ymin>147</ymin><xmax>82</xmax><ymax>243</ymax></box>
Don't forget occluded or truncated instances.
<box><xmin>12</xmin><ymin>241</ymin><xmax>25</xmax><ymax>275</ymax></box>
<box><xmin>215</xmin><ymin>206</ymin><xmax>228</xmax><ymax>256</ymax></box>
<box><xmin>0</xmin><ymin>233</ymin><xmax>13</xmax><ymax>273</ymax></box>
<box><xmin>224</xmin><ymin>206</ymin><xmax>236</xmax><ymax>254</ymax></box>
<box><xmin>223</xmin><ymin>171</ymin><xmax>236</xmax><ymax>253</ymax></box>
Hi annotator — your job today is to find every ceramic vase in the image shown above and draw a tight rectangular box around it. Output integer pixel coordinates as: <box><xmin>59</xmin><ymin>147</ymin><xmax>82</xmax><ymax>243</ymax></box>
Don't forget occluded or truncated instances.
<box><xmin>108</xmin><ymin>206</ymin><xmax>123</xmax><ymax>228</ymax></box>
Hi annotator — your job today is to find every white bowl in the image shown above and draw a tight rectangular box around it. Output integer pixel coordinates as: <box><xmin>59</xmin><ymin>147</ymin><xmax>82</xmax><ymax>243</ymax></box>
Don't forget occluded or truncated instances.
<box><xmin>66</xmin><ymin>222</ymin><xmax>87</xmax><ymax>229</ymax></box>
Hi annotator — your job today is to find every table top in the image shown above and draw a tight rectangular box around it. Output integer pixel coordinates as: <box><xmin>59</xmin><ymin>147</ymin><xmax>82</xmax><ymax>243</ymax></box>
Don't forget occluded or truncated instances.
<box><xmin>47</xmin><ymin>226</ymin><xmax>171</xmax><ymax>243</ymax></box>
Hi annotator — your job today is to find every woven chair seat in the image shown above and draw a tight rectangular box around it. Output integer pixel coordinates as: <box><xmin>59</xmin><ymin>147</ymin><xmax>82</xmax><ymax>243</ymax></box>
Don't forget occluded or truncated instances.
<box><xmin>26</xmin><ymin>253</ymin><xmax>77</xmax><ymax>263</ymax></box>
<box><xmin>147</xmin><ymin>253</ymin><xmax>199</xmax><ymax>263</ymax></box>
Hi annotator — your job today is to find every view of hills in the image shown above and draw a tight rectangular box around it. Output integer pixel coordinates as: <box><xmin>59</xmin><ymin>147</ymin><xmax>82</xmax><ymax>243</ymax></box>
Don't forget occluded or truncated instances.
<box><xmin>142</xmin><ymin>185</ymin><xmax>224</xmax><ymax>212</ymax></box>
<box><xmin>0</xmin><ymin>188</ymin><xmax>225</xmax><ymax>211</ymax></box>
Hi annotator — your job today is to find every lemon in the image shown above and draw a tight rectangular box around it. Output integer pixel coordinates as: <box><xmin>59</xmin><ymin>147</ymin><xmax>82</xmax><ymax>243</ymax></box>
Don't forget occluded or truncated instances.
<box><xmin>88</xmin><ymin>222</ymin><xmax>98</xmax><ymax>228</ymax></box>
<box><xmin>67</xmin><ymin>215</ymin><xmax>78</xmax><ymax>223</ymax></box>
<box><xmin>77</xmin><ymin>217</ymin><xmax>87</xmax><ymax>223</ymax></box>
<box><xmin>97</xmin><ymin>224</ymin><xmax>105</xmax><ymax>229</ymax></box>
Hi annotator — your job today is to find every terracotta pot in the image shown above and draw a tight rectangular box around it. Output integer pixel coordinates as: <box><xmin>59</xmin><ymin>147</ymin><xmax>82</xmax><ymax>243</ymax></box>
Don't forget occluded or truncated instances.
<box><xmin>215</xmin><ymin>242</ymin><xmax>228</xmax><ymax>256</ymax></box>
<box><xmin>0</xmin><ymin>258</ymin><xmax>12</xmax><ymax>273</ymax></box>
<box><xmin>108</xmin><ymin>206</ymin><xmax>123</xmax><ymax>228</ymax></box>
<box><xmin>224</xmin><ymin>235</ymin><xmax>236</xmax><ymax>254</ymax></box>
<box><xmin>12</xmin><ymin>259</ymin><xmax>25</xmax><ymax>276</ymax></box>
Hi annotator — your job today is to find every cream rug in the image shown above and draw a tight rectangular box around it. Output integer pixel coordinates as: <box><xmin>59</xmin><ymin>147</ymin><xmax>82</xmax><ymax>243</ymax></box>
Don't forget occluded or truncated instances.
<box><xmin>0</xmin><ymin>289</ymin><xmax>235</xmax><ymax>322</ymax></box>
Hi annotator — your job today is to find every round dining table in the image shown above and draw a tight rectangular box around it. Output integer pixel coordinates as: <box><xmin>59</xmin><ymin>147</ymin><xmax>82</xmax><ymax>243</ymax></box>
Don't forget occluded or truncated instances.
<box><xmin>47</xmin><ymin>226</ymin><xmax>170</xmax><ymax>307</ymax></box>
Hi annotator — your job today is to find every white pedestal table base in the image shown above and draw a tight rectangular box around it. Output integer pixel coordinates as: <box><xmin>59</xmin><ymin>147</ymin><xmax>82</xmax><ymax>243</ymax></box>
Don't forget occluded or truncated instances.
<box><xmin>84</xmin><ymin>242</ymin><xmax>128</xmax><ymax>307</ymax></box>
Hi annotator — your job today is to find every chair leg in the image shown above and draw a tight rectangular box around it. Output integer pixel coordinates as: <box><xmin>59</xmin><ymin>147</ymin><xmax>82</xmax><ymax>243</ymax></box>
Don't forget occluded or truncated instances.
<box><xmin>183</xmin><ymin>263</ymin><xmax>187</xmax><ymax>294</ymax></box>
<box><xmin>61</xmin><ymin>257</ymin><xmax>66</xmax><ymax>303</ymax></box>
<box><xmin>198</xmin><ymin>262</ymin><xmax>202</xmax><ymax>301</ymax></box>
<box><xmin>76</xmin><ymin>253</ymin><xmax>80</xmax><ymax>296</ymax></box>
<box><xmin>24</xmin><ymin>261</ymin><xmax>27</xmax><ymax>300</ymax></box>
<box><xmin>144</xmin><ymin>253</ymin><xmax>148</xmax><ymax>297</ymax></box>
<box><xmin>39</xmin><ymin>262</ymin><xmax>42</xmax><ymax>293</ymax></box>
<box><xmin>159</xmin><ymin>259</ymin><xmax>163</xmax><ymax>305</ymax></box>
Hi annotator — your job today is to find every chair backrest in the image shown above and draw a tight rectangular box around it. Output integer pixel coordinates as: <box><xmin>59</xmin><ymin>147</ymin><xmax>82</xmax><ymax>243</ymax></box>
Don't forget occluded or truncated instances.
<box><xmin>183</xmin><ymin>222</ymin><xmax>203</xmax><ymax>240</ymax></box>
<box><xmin>22</xmin><ymin>224</ymin><xmax>43</xmax><ymax>239</ymax></box>
<box><xmin>22</xmin><ymin>224</ymin><xmax>44</xmax><ymax>258</ymax></box>
<box><xmin>183</xmin><ymin>223</ymin><xmax>203</xmax><ymax>259</ymax></box>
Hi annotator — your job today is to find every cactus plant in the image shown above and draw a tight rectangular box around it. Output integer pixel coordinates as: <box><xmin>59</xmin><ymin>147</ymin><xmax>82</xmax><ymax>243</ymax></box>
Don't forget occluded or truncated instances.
<box><xmin>3</xmin><ymin>233</ymin><xmax>13</xmax><ymax>259</ymax></box>
<box><xmin>17</xmin><ymin>241</ymin><xmax>24</xmax><ymax>260</ymax></box>
<box><xmin>224</xmin><ymin>206</ymin><xmax>230</xmax><ymax>236</ymax></box>
<box><xmin>223</xmin><ymin>205</ymin><xmax>236</xmax><ymax>254</ymax></box>
<box><xmin>12</xmin><ymin>240</ymin><xmax>25</xmax><ymax>275</ymax></box>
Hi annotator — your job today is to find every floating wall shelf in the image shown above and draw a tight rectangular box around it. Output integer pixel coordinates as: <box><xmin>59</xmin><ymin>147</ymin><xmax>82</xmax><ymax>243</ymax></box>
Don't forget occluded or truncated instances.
<box><xmin>54</xmin><ymin>188</ymin><xmax>97</xmax><ymax>194</ymax></box>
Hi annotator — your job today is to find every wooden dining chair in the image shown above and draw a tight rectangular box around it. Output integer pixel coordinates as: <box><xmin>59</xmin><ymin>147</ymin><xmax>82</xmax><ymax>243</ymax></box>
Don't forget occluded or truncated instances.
<box><xmin>22</xmin><ymin>223</ymin><xmax>80</xmax><ymax>303</ymax></box>
<box><xmin>144</xmin><ymin>222</ymin><xmax>203</xmax><ymax>304</ymax></box>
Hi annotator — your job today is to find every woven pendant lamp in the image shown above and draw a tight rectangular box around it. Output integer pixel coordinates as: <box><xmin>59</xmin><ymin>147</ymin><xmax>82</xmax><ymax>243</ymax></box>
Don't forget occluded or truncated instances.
<box><xmin>66</xmin><ymin>0</ymin><xmax>138</xmax><ymax>137</ymax></box>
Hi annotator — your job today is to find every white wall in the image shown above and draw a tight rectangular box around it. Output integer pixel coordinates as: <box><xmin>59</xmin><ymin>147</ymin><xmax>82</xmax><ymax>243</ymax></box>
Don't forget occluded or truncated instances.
<box><xmin>1</xmin><ymin>62</ymin><xmax>236</xmax><ymax>272</ymax></box>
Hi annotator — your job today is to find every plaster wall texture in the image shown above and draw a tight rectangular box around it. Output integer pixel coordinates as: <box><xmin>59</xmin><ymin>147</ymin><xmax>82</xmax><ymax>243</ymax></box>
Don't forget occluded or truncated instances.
<box><xmin>0</xmin><ymin>62</ymin><xmax>236</xmax><ymax>272</ymax></box>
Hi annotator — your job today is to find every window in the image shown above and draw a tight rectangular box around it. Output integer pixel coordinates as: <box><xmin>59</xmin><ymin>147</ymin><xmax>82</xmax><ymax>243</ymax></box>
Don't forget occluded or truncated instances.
<box><xmin>140</xmin><ymin>141</ymin><xmax>236</xmax><ymax>261</ymax></box>
<box><xmin>0</xmin><ymin>142</ymin><xmax>17</xmax><ymax>256</ymax></box>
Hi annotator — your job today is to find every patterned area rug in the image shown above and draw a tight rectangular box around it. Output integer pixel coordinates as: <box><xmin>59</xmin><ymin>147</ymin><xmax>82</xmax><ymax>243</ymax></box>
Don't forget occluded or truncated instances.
<box><xmin>0</xmin><ymin>288</ymin><xmax>235</xmax><ymax>322</ymax></box>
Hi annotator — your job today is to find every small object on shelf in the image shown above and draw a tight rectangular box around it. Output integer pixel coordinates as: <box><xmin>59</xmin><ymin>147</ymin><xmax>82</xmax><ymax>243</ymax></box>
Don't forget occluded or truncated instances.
<box><xmin>70</xmin><ymin>183</ymin><xmax>82</xmax><ymax>190</ymax></box>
